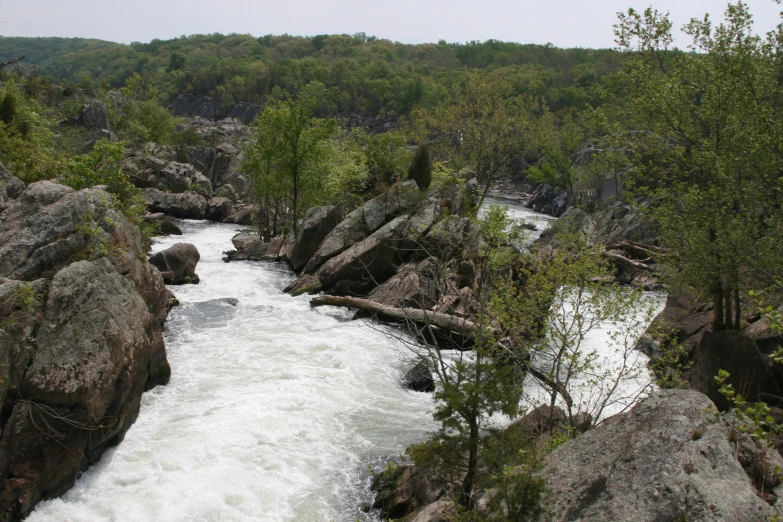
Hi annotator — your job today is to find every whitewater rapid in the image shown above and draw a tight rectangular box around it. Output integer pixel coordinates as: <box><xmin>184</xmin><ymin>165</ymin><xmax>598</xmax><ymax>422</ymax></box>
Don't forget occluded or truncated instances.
<box><xmin>28</xmin><ymin>202</ymin><xmax>662</xmax><ymax>521</ymax></box>
<box><xmin>29</xmin><ymin>221</ymin><xmax>436</xmax><ymax>522</ymax></box>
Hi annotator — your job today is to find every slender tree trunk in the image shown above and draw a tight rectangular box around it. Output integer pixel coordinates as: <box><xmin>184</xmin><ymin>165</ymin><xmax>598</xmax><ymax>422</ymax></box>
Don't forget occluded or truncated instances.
<box><xmin>734</xmin><ymin>288</ymin><xmax>741</xmax><ymax>330</ymax></box>
<box><xmin>712</xmin><ymin>278</ymin><xmax>725</xmax><ymax>331</ymax></box>
<box><xmin>461</xmin><ymin>419</ymin><xmax>479</xmax><ymax>510</ymax></box>
<box><xmin>724</xmin><ymin>287</ymin><xmax>734</xmax><ymax>330</ymax></box>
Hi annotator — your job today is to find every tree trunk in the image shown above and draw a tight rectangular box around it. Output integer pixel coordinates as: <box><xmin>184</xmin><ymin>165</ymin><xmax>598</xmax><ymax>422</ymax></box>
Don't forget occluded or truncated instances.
<box><xmin>712</xmin><ymin>278</ymin><xmax>725</xmax><ymax>331</ymax></box>
<box><xmin>309</xmin><ymin>295</ymin><xmax>477</xmax><ymax>339</ymax></box>
<box><xmin>461</xmin><ymin>419</ymin><xmax>479</xmax><ymax>510</ymax></box>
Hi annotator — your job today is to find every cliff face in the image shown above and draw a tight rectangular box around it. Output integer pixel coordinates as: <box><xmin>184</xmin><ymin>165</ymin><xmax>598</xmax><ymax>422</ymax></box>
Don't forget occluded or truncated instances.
<box><xmin>0</xmin><ymin>168</ymin><xmax>173</xmax><ymax>521</ymax></box>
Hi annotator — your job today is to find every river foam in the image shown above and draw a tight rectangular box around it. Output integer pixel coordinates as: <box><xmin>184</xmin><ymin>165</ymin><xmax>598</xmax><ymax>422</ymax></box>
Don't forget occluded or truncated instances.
<box><xmin>28</xmin><ymin>221</ymin><xmax>436</xmax><ymax>522</ymax></box>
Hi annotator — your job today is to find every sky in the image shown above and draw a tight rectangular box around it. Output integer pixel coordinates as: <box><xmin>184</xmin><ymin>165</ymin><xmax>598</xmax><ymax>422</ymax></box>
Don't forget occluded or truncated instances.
<box><xmin>0</xmin><ymin>0</ymin><xmax>781</xmax><ymax>49</ymax></box>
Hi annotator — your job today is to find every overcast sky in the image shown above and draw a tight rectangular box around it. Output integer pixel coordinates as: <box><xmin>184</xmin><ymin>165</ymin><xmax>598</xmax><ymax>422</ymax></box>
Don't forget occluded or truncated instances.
<box><xmin>0</xmin><ymin>0</ymin><xmax>780</xmax><ymax>48</ymax></box>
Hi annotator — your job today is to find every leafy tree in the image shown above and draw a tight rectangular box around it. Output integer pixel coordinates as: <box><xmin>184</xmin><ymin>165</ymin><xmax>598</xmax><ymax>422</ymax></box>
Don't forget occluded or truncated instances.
<box><xmin>244</xmin><ymin>83</ymin><xmax>337</xmax><ymax>236</ymax></box>
<box><xmin>407</xmin><ymin>144</ymin><xmax>432</xmax><ymax>190</ymax></box>
<box><xmin>607</xmin><ymin>2</ymin><xmax>783</xmax><ymax>330</ymax></box>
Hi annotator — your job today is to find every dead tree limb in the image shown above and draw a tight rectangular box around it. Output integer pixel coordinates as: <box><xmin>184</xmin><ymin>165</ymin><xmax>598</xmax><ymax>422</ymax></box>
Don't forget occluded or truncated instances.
<box><xmin>603</xmin><ymin>251</ymin><xmax>655</xmax><ymax>272</ymax></box>
<box><xmin>0</xmin><ymin>56</ymin><xmax>24</xmax><ymax>72</ymax></box>
<box><xmin>310</xmin><ymin>295</ymin><xmax>477</xmax><ymax>339</ymax></box>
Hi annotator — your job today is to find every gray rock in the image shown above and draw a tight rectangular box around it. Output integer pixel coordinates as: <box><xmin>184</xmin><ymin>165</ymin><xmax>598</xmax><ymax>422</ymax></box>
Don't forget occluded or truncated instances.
<box><xmin>224</xmin><ymin>204</ymin><xmax>256</xmax><ymax>225</ymax></box>
<box><xmin>542</xmin><ymin>389</ymin><xmax>783</xmax><ymax>521</ymax></box>
<box><xmin>158</xmin><ymin>162</ymin><xmax>213</xmax><ymax>197</ymax></box>
<box><xmin>142</xmin><ymin>213</ymin><xmax>182</xmax><ymax>236</ymax></box>
<box><xmin>149</xmin><ymin>243</ymin><xmax>200</xmax><ymax>284</ymax></box>
<box><xmin>303</xmin><ymin>180</ymin><xmax>421</xmax><ymax>274</ymax></box>
<box><xmin>316</xmin><ymin>215</ymin><xmax>410</xmax><ymax>295</ymax></box>
<box><xmin>228</xmin><ymin>102</ymin><xmax>260</xmax><ymax>123</ymax></box>
<box><xmin>184</xmin><ymin>147</ymin><xmax>216</xmax><ymax>177</ymax></box>
<box><xmin>403</xmin><ymin>361</ymin><xmax>435</xmax><ymax>392</ymax></box>
<box><xmin>143</xmin><ymin>188</ymin><xmax>207</xmax><ymax>219</ymax></box>
<box><xmin>289</xmin><ymin>205</ymin><xmax>344</xmax><ymax>272</ymax></box>
<box><xmin>79</xmin><ymin>100</ymin><xmax>111</xmax><ymax>132</ymax></box>
<box><xmin>0</xmin><ymin>183</ymin><xmax>171</xmax><ymax>519</ymax></box>
<box><xmin>368</xmin><ymin>258</ymin><xmax>439</xmax><ymax>310</ymax></box>
<box><xmin>216</xmin><ymin>184</ymin><xmax>239</xmax><ymax>202</ymax></box>
<box><xmin>169</xmin><ymin>94</ymin><xmax>218</xmax><ymax>120</ymax></box>
<box><xmin>0</xmin><ymin>163</ymin><xmax>24</xmax><ymax>213</ymax></box>
<box><xmin>686</xmin><ymin>330</ymin><xmax>781</xmax><ymax>411</ymax></box>
<box><xmin>206</xmin><ymin>197</ymin><xmax>234</xmax><ymax>222</ymax></box>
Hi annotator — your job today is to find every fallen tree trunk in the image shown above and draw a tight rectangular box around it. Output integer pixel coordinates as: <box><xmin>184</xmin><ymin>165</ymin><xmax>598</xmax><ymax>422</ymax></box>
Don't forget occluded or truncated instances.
<box><xmin>311</xmin><ymin>295</ymin><xmax>575</xmax><ymax>410</ymax></box>
<box><xmin>310</xmin><ymin>295</ymin><xmax>477</xmax><ymax>339</ymax></box>
<box><xmin>604</xmin><ymin>240</ymin><xmax>669</xmax><ymax>260</ymax></box>
<box><xmin>603</xmin><ymin>251</ymin><xmax>655</xmax><ymax>272</ymax></box>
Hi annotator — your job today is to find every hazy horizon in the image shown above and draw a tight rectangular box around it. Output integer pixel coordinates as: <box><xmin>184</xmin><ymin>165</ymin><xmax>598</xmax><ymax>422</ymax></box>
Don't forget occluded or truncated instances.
<box><xmin>0</xmin><ymin>0</ymin><xmax>780</xmax><ymax>50</ymax></box>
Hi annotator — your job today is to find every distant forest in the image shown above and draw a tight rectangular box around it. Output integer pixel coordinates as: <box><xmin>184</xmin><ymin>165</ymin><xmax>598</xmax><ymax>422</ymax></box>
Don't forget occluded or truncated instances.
<box><xmin>0</xmin><ymin>34</ymin><xmax>623</xmax><ymax>118</ymax></box>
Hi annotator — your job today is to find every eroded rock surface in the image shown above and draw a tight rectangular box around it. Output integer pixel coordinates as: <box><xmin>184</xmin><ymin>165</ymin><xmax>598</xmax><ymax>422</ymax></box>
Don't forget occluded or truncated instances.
<box><xmin>0</xmin><ymin>180</ymin><xmax>172</xmax><ymax>521</ymax></box>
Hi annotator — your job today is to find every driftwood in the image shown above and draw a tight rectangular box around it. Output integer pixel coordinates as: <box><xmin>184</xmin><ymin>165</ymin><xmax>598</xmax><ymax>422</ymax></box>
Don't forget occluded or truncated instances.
<box><xmin>603</xmin><ymin>251</ymin><xmax>655</xmax><ymax>272</ymax></box>
<box><xmin>604</xmin><ymin>240</ymin><xmax>669</xmax><ymax>260</ymax></box>
<box><xmin>0</xmin><ymin>57</ymin><xmax>24</xmax><ymax>72</ymax></box>
<box><xmin>310</xmin><ymin>295</ymin><xmax>477</xmax><ymax>339</ymax></box>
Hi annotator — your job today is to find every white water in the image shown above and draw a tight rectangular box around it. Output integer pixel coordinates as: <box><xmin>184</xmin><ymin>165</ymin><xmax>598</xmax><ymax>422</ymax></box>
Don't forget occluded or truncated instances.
<box><xmin>29</xmin><ymin>221</ymin><xmax>436</xmax><ymax>522</ymax></box>
<box><xmin>28</xmin><ymin>203</ymin><xmax>662</xmax><ymax>521</ymax></box>
<box><xmin>480</xmin><ymin>195</ymin><xmax>557</xmax><ymax>243</ymax></box>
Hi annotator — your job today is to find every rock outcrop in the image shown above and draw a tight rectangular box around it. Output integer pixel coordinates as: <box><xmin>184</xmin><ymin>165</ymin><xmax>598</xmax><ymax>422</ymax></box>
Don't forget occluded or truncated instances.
<box><xmin>142</xmin><ymin>188</ymin><xmax>208</xmax><ymax>219</ymax></box>
<box><xmin>149</xmin><ymin>243</ymin><xmax>201</xmax><ymax>285</ymax></box>
<box><xmin>0</xmin><ymin>177</ymin><xmax>171</xmax><ymax>521</ymax></box>
<box><xmin>289</xmin><ymin>205</ymin><xmax>343</xmax><ymax>272</ymax></box>
<box><xmin>168</xmin><ymin>94</ymin><xmax>218</xmax><ymax>120</ymax></box>
<box><xmin>542</xmin><ymin>389</ymin><xmax>783</xmax><ymax>521</ymax></box>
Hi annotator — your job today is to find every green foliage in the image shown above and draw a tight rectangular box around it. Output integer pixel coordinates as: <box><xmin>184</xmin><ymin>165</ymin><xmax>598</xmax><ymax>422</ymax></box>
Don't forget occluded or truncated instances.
<box><xmin>244</xmin><ymin>83</ymin><xmax>337</xmax><ymax>237</ymax></box>
<box><xmin>61</xmin><ymin>139</ymin><xmax>145</xmax><ymax>226</ymax></box>
<box><xmin>605</xmin><ymin>2</ymin><xmax>783</xmax><ymax>330</ymax></box>
<box><xmin>0</xmin><ymin>35</ymin><xmax>622</xmax><ymax>121</ymax></box>
<box><xmin>482</xmin><ymin>429</ymin><xmax>550</xmax><ymax>522</ymax></box>
<box><xmin>0</xmin><ymin>80</ymin><xmax>59</xmax><ymax>182</ymax></box>
<box><xmin>407</xmin><ymin>144</ymin><xmax>432</xmax><ymax>190</ymax></box>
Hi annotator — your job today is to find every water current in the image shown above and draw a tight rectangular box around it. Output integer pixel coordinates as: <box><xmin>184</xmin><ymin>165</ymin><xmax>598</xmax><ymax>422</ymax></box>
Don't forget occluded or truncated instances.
<box><xmin>28</xmin><ymin>201</ymin><xmax>661</xmax><ymax>521</ymax></box>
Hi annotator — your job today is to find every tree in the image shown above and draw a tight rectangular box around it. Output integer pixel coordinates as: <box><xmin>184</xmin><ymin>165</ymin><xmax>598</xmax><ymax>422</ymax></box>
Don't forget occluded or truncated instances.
<box><xmin>407</xmin><ymin>144</ymin><xmax>432</xmax><ymax>190</ymax></box>
<box><xmin>412</xmin><ymin>71</ymin><xmax>529</xmax><ymax>208</ymax></box>
<box><xmin>606</xmin><ymin>2</ymin><xmax>783</xmax><ymax>330</ymax></box>
<box><xmin>244</xmin><ymin>83</ymin><xmax>337</xmax><ymax>237</ymax></box>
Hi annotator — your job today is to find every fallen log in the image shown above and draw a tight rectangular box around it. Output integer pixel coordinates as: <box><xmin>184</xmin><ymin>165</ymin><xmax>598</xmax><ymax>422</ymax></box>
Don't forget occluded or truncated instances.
<box><xmin>603</xmin><ymin>251</ymin><xmax>655</xmax><ymax>272</ymax></box>
<box><xmin>310</xmin><ymin>295</ymin><xmax>477</xmax><ymax>339</ymax></box>
<box><xmin>312</xmin><ymin>295</ymin><xmax>575</xmax><ymax>409</ymax></box>
<box><xmin>604</xmin><ymin>240</ymin><xmax>669</xmax><ymax>260</ymax></box>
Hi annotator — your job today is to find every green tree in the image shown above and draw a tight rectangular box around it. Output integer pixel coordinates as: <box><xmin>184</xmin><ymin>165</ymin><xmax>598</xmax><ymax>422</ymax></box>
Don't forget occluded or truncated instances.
<box><xmin>244</xmin><ymin>83</ymin><xmax>337</xmax><ymax>236</ymax></box>
<box><xmin>413</xmin><ymin>72</ymin><xmax>523</xmax><ymax>208</ymax></box>
<box><xmin>607</xmin><ymin>2</ymin><xmax>783</xmax><ymax>330</ymax></box>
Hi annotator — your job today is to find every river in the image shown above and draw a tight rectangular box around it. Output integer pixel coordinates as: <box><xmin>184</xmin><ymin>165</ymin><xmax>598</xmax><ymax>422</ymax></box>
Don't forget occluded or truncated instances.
<box><xmin>28</xmin><ymin>203</ymin><xmax>661</xmax><ymax>521</ymax></box>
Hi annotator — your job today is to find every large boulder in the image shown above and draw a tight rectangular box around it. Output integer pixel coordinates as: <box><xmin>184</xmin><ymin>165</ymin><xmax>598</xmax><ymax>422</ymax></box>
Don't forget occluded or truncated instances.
<box><xmin>142</xmin><ymin>213</ymin><xmax>182</xmax><ymax>236</ymax></box>
<box><xmin>686</xmin><ymin>330</ymin><xmax>781</xmax><ymax>410</ymax></box>
<box><xmin>289</xmin><ymin>205</ymin><xmax>344</xmax><ymax>272</ymax></box>
<box><xmin>149</xmin><ymin>243</ymin><xmax>200</xmax><ymax>284</ymax></box>
<box><xmin>79</xmin><ymin>99</ymin><xmax>111</xmax><ymax>134</ymax></box>
<box><xmin>315</xmin><ymin>215</ymin><xmax>409</xmax><ymax>295</ymax></box>
<box><xmin>303</xmin><ymin>180</ymin><xmax>421</xmax><ymax>273</ymax></box>
<box><xmin>0</xmin><ymin>182</ymin><xmax>171</xmax><ymax>521</ymax></box>
<box><xmin>158</xmin><ymin>162</ymin><xmax>212</xmax><ymax>197</ymax></box>
<box><xmin>206</xmin><ymin>197</ymin><xmax>234</xmax><ymax>222</ymax></box>
<box><xmin>168</xmin><ymin>94</ymin><xmax>218</xmax><ymax>120</ymax></box>
<box><xmin>371</xmin><ymin>464</ymin><xmax>454</xmax><ymax>520</ymax></box>
<box><xmin>368</xmin><ymin>258</ymin><xmax>440</xmax><ymax>310</ymax></box>
<box><xmin>142</xmin><ymin>188</ymin><xmax>207</xmax><ymax>219</ymax></box>
<box><xmin>542</xmin><ymin>389</ymin><xmax>783</xmax><ymax>521</ymax></box>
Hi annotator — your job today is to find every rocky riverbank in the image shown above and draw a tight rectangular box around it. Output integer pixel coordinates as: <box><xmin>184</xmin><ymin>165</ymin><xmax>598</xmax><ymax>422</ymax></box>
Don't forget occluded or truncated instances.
<box><xmin>0</xmin><ymin>165</ymin><xmax>173</xmax><ymax>521</ymax></box>
<box><xmin>371</xmin><ymin>389</ymin><xmax>783</xmax><ymax>521</ymax></box>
